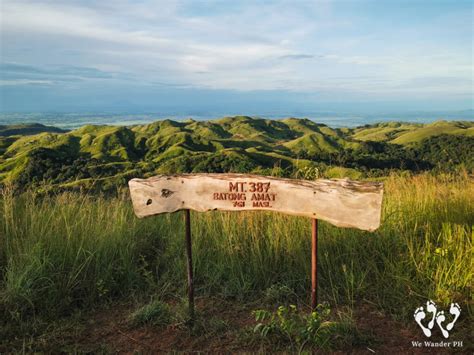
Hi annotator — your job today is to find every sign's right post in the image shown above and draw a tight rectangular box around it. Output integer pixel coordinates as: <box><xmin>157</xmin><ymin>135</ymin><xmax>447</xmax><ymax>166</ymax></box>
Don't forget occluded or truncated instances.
<box><xmin>311</xmin><ymin>218</ymin><xmax>318</xmax><ymax>311</ymax></box>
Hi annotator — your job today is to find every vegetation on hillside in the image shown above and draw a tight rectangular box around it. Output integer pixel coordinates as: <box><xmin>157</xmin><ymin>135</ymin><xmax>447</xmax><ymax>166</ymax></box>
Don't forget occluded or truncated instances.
<box><xmin>0</xmin><ymin>117</ymin><xmax>472</xmax><ymax>192</ymax></box>
<box><xmin>0</xmin><ymin>123</ymin><xmax>65</xmax><ymax>137</ymax></box>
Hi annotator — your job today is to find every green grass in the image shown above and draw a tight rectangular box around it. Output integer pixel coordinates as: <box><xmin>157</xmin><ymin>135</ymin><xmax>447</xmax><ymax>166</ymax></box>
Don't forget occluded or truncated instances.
<box><xmin>251</xmin><ymin>304</ymin><xmax>360</xmax><ymax>351</ymax></box>
<box><xmin>0</xmin><ymin>172</ymin><xmax>472</xmax><ymax>348</ymax></box>
<box><xmin>129</xmin><ymin>299</ymin><xmax>172</xmax><ymax>327</ymax></box>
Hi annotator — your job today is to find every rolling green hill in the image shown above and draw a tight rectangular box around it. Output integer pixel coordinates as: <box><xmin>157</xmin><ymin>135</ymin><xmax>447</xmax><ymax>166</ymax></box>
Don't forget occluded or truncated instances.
<box><xmin>0</xmin><ymin>117</ymin><xmax>472</xmax><ymax>191</ymax></box>
<box><xmin>350</xmin><ymin>122</ymin><xmax>420</xmax><ymax>142</ymax></box>
<box><xmin>350</xmin><ymin>120</ymin><xmax>474</xmax><ymax>144</ymax></box>
<box><xmin>390</xmin><ymin>120</ymin><xmax>474</xmax><ymax>145</ymax></box>
<box><xmin>0</xmin><ymin>123</ymin><xmax>65</xmax><ymax>137</ymax></box>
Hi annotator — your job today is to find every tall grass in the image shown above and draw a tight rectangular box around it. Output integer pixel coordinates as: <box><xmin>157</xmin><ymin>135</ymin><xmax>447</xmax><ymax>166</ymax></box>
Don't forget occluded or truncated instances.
<box><xmin>0</xmin><ymin>173</ymin><xmax>472</xmax><ymax>324</ymax></box>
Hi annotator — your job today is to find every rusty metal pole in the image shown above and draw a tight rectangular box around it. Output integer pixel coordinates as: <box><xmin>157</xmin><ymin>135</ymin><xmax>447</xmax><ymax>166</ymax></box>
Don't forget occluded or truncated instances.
<box><xmin>184</xmin><ymin>209</ymin><xmax>194</xmax><ymax>320</ymax></box>
<box><xmin>311</xmin><ymin>218</ymin><xmax>318</xmax><ymax>311</ymax></box>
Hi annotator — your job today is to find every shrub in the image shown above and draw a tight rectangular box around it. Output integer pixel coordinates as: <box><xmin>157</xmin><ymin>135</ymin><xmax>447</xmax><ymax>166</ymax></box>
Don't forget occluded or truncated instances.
<box><xmin>252</xmin><ymin>304</ymin><xmax>358</xmax><ymax>351</ymax></box>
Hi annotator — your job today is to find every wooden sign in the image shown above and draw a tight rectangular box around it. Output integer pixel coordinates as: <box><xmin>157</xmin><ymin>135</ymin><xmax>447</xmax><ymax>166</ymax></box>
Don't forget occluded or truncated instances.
<box><xmin>129</xmin><ymin>174</ymin><xmax>383</xmax><ymax>231</ymax></box>
<box><xmin>129</xmin><ymin>173</ymin><xmax>384</xmax><ymax>316</ymax></box>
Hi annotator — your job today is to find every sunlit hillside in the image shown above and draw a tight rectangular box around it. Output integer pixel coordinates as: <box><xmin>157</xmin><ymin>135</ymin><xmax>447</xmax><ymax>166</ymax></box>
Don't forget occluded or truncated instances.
<box><xmin>1</xmin><ymin>117</ymin><xmax>472</xmax><ymax>191</ymax></box>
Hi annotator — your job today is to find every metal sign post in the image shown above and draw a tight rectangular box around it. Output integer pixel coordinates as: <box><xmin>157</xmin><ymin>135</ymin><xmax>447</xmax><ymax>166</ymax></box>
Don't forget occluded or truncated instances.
<box><xmin>184</xmin><ymin>209</ymin><xmax>194</xmax><ymax>320</ymax></box>
<box><xmin>311</xmin><ymin>218</ymin><xmax>318</xmax><ymax>310</ymax></box>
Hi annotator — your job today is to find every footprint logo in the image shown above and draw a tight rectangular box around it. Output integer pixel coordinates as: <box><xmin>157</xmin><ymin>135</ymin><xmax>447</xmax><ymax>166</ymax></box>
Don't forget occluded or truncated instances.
<box><xmin>446</xmin><ymin>303</ymin><xmax>461</xmax><ymax>331</ymax></box>
<box><xmin>414</xmin><ymin>306</ymin><xmax>432</xmax><ymax>337</ymax></box>
<box><xmin>426</xmin><ymin>300</ymin><xmax>437</xmax><ymax>329</ymax></box>
<box><xmin>414</xmin><ymin>300</ymin><xmax>461</xmax><ymax>338</ymax></box>
<box><xmin>436</xmin><ymin>311</ymin><xmax>449</xmax><ymax>338</ymax></box>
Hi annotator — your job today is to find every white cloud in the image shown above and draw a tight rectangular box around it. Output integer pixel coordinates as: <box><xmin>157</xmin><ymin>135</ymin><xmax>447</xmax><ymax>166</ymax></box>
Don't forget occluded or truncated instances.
<box><xmin>0</xmin><ymin>79</ymin><xmax>54</xmax><ymax>86</ymax></box>
<box><xmin>0</xmin><ymin>0</ymin><xmax>471</xmax><ymax>98</ymax></box>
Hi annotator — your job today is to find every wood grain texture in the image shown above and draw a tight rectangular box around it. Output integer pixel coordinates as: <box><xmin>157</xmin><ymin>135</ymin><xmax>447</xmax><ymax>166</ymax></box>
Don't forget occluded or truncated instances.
<box><xmin>129</xmin><ymin>174</ymin><xmax>384</xmax><ymax>231</ymax></box>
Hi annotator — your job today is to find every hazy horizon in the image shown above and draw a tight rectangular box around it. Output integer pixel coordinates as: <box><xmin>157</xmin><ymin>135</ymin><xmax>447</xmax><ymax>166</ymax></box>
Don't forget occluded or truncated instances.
<box><xmin>1</xmin><ymin>108</ymin><xmax>472</xmax><ymax>129</ymax></box>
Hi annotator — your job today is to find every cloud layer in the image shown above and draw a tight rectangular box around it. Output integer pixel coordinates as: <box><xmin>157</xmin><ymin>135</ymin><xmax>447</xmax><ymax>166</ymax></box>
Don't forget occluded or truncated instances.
<box><xmin>1</xmin><ymin>0</ymin><xmax>472</xmax><ymax>112</ymax></box>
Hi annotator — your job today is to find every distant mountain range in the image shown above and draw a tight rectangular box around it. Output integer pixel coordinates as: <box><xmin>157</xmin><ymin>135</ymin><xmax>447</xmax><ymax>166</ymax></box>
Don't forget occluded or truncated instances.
<box><xmin>1</xmin><ymin>110</ymin><xmax>472</xmax><ymax>129</ymax></box>
<box><xmin>1</xmin><ymin>116</ymin><xmax>472</xmax><ymax>191</ymax></box>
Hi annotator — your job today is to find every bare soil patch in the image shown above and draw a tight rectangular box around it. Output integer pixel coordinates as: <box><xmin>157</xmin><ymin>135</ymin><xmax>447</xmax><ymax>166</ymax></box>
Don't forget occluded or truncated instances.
<box><xmin>59</xmin><ymin>299</ymin><xmax>469</xmax><ymax>353</ymax></box>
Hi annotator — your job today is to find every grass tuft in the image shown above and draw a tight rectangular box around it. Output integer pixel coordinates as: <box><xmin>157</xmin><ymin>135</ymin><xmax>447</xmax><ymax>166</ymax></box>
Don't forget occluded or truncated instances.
<box><xmin>129</xmin><ymin>299</ymin><xmax>171</xmax><ymax>327</ymax></box>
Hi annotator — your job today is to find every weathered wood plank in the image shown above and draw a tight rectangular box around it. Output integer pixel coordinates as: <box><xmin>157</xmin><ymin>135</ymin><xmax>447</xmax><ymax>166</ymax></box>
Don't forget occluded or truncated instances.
<box><xmin>128</xmin><ymin>174</ymin><xmax>384</xmax><ymax>231</ymax></box>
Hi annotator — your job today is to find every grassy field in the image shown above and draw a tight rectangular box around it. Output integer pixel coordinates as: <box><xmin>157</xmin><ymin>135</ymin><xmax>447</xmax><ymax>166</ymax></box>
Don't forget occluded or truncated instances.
<box><xmin>0</xmin><ymin>172</ymin><xmax>472</xmax><ymax>351</ymax></box>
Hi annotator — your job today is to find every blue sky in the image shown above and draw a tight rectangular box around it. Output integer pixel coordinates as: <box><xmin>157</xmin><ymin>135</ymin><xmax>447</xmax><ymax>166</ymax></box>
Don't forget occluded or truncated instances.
<box><xmin>0</xmin><ymin>0</ymin><xmax>472</xmax><ymax>114</ymax></box>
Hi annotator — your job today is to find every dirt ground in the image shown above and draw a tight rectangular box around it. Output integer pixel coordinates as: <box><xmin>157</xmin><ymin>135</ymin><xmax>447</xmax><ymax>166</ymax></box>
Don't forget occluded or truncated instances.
<box><xmin>44</xmin><ymin>298</ymin><xmax>468</xmax><ymax>354</ymax></box>
<box><xmin>1</xmin><ymin>297</ymin><xmax>470</xmax><ymax>353</ymax></box>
